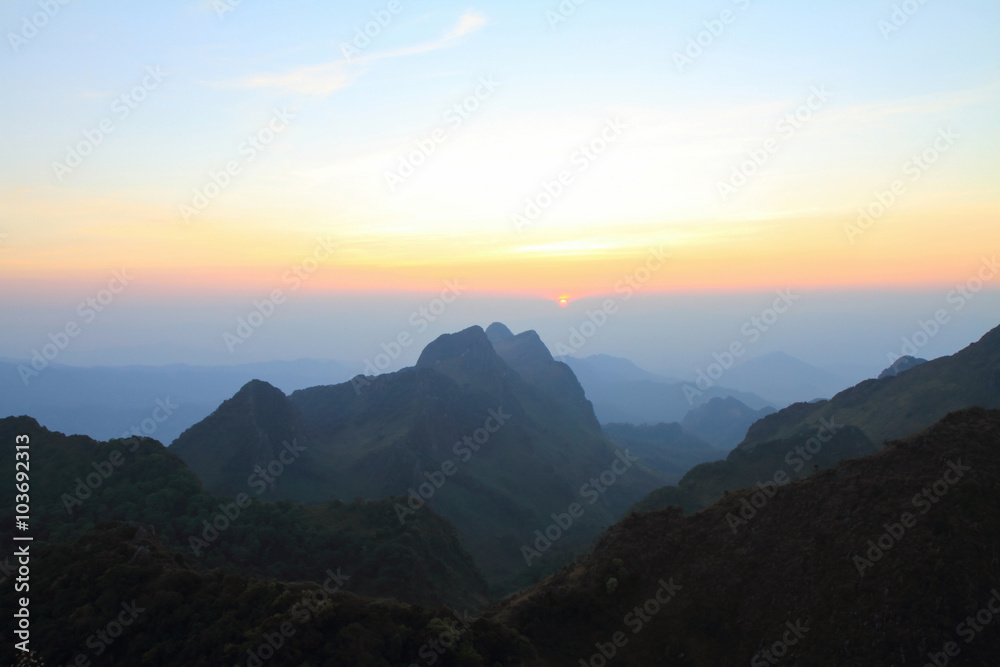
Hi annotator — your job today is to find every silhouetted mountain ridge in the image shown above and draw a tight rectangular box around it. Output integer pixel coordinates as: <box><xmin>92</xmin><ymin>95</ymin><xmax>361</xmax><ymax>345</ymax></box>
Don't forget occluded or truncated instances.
<box><xmin>171</xmin><ymin>323</ymin><xmax>668</xmax><ymax>593</ymax></box>
<box><xmin>492</xmin><ymin>407</ymin><xmax>1000</xmax><ymax>665</ymax></box>
<box><xmin>741</xmin><ymin>322</ymin><xmax>1000</xmax><ymax>447</ymax></box>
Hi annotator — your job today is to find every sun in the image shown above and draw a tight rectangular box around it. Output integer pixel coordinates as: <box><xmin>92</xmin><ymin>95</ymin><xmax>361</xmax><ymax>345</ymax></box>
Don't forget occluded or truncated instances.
<box><xmin>558</xmin><ymin>297</ymin><xmax>569</xmax><ymax>307</ymax></box>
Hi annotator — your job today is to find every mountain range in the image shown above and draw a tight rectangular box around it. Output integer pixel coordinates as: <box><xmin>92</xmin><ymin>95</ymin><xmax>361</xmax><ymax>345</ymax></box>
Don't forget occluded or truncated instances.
<box><xmin>559</xmin><ymin>354</ymin><xmax>774</xmax><ymax>425</ymax></box>
<box><xmin>4</xmin><ymin>321</ymin><xmax>1000</xmax><ymax>665</ymax></box>
<box><xmin>171</xmin><ymin>324</ymin><xmax>669</xmax><ymax>593</ymax></box>
<box><xmin>741</xmin><ymin>324</ymin><xmax>1000</xmax><ymax>447</ymax></box>
<box><xmin>491</xmin><ymin>406</ymin><xmax>1000</xmax><ymax>665</ymax></box>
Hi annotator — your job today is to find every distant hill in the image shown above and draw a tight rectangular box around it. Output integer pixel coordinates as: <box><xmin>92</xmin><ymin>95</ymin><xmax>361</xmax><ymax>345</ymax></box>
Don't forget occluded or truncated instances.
<box><xmin>492</xmin><ymin>408</ymin><xmax>1000</xmax><ymax>665</ymax></box>
<box><xmin>559</xmin><ymin>354</ymin><xmax>773</xmax><ymax>425</ymax></box>
<box><xmin>0</xmin><ymin>415</ymin><xmax>488</xmax><ymax>611</ymax></box>
<box><xmin>602</xmin><ymin>422</ymin><xmax>725</xmax><ymax>483</ymax></box>
<box><xmin>0</xmin><ymin>358</ymin><xmax>357</xmax><ymax>446</ymax></box>
<box><xmin>680</xmin><ymin>396</ymin><xmax>775</xmax><ymax>448</ymax></box>
<box><xmin>557</xmin><ymin>353</ymin><xmax>682</xmax><ymax>384</ymax></box>
<box><xmin>171</xmin><ymin>325</ymin><xmax>669</xmax><ymax>594</ymax></box>
<box><xmin>877</xmin><ymin>354</ymin><xmax>927</xmax><ymax>379</ymax></box>
<box><xmin>742</xmin><ymin>323</ymin><xmax>1000</xmax><ymax>447</ymax></box>
<box><xmin>713</xmin><ymin>351</ymin><xmax>853</xmax><ymax>405</ymax></box>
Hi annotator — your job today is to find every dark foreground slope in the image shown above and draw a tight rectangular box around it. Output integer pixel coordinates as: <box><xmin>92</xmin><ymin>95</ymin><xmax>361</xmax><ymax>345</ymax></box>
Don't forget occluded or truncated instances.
<box><xmin>0</xmin><ymin>416</ymin><xmax>488</xmax><ymax>611</ymax></box>
<box><xmin>0</xmin><ymin>522</ymin><xmax>536</xmax><ymax>667</ymax></box>
<box><xmin>492</xmin><ymin>408</ymin><xmax>1000</xmax><ymax>666</ymax></box>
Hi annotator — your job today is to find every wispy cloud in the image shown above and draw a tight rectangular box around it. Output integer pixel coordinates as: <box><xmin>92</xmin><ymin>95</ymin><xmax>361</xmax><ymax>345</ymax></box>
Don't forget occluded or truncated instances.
<box><xmin>348</xmin><ymin>10</ymin><xmax>487</xmax><ymax>62</ymax></box>
<box><xmin>446</xmin><ymin>11</ymin><xmax>487</xmax><ymax>40</ymax></box>
<box><xmin>225</xmin><ymin>61</ymin><xmax>356</xmax><ymax>96</ymax></box>
<box><xmin>821</xmin><ymin>82</ymin><xmax>1000</xmax><ymax>129</ymax></box>
<box><xmin>214</xmin><ymin>11</ymin><xmax>487</xmax><ymax>96</ymax></box>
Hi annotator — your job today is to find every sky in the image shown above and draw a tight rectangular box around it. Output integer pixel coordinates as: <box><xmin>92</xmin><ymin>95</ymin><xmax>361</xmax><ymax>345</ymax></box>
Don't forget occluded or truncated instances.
<box><xmin>1</xmin><ymin>0</ymin><xmax>999</xmax><ymax>376</ymax></box>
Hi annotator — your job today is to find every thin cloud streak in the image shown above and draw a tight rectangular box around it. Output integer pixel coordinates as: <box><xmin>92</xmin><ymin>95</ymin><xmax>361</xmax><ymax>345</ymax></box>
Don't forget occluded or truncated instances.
<box><xmin>212</xmin><ymin>11</ymin><xmax>487</xmax><ymax>96</ymax></box>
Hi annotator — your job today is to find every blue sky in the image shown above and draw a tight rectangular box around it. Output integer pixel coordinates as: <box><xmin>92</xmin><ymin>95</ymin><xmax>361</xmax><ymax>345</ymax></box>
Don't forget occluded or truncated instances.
<box><xmin>1</xmin><ymin>0</ymin><xmax>998</xmax><ymax>372</ymax></box>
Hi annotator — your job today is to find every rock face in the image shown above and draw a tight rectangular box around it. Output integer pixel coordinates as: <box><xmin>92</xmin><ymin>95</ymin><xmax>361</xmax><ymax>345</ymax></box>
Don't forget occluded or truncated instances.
<box><xmin>485</xmin><ymin>321</ymin><xmax>515</xmax><ymax>344</ymax></box>
<box><xmin>416</xmin><ymin>325</ymin><xmax>510</xmax><ymax>391</ymax></box>
<box><xmin>169</xmin><ymin>324</ymin><xmax>667</xmax><ymax>592</ymax></box>
<box><xmin>486</xmin><ymin>322</ymin><xmax>601</xmax><ymax>430</ymax></box>
<box><xmin>877</xmin><ymin>354</ymin><xmax>927</xmax><ymax>379</ymax></box>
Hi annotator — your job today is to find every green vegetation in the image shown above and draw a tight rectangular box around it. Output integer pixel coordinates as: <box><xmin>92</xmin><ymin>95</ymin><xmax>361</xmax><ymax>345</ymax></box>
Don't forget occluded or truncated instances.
<box><xmin>0</xmin><ymin>416</ymin><xmax>489</xmax><ymax>611</ymax></box>
<box><xmin>492</xmin><ymin>408</ymin><xmax>1000</xmax><ymax>666</ymax></box>
<box><xmin>0</xmin><ymin>522</ymin><xmax>536</xmax><ymax>667</ymax></box>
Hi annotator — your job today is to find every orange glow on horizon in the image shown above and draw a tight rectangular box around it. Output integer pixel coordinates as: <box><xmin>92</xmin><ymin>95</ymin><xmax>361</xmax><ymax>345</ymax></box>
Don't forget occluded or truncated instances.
<box><xmin>2</xmin><ymin>200</ymin><xmax>997</xmax><ymax>299</ymax></box>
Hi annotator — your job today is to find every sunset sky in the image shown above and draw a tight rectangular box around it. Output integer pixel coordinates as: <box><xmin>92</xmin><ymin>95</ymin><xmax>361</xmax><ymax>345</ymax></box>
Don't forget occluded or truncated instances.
<box><xmin>1</xmin><ymin>0</ymin><xmax>998</xmax><ymax>370</ymax></box>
